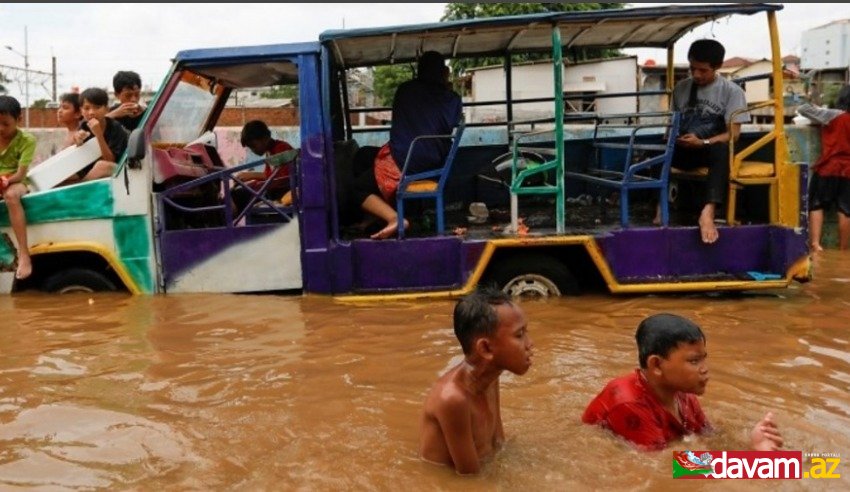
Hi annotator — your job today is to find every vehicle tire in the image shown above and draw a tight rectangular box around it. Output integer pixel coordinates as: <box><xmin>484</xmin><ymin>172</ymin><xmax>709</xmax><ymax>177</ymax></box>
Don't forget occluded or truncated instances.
<box><xmin>42</xmin><ymin>268</ymin><xmax>118</xmax><ymax>294</ymax></box>
<box><xmin>483</xmin><ymin>254</ymin><xmax>579</xmax><ymax>299</ymax></box>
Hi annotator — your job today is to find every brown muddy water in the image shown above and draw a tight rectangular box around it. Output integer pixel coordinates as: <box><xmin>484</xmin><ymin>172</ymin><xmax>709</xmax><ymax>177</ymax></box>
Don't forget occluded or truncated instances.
<box><xmin>1</xmin><ymin>252</ymin><xmax>849</xmax><ymax>491</ymax></box>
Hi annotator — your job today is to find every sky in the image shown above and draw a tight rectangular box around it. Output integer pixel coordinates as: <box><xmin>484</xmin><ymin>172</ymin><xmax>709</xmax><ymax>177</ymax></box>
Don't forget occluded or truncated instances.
<box><xmin>1</xmin><ymin>2</ymin><xmax>848</xmax><ymax>106</ymax></box>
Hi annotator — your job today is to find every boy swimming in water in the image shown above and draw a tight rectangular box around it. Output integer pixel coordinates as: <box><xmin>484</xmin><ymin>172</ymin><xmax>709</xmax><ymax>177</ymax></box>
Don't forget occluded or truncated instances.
<box><xmin>582</xmin><ymin>313</ymin><xmax>783</xmax><ymax>451</ymax></box>
<box><xmin>419</xmin><ymin>287</ymin><xmax>534</xmax><ymax>474</ymax></box>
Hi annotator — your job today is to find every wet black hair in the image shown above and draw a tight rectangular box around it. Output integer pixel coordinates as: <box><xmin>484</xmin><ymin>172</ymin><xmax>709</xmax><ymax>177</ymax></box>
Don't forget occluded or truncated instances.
<box><xmin>417</xmin><ymin>50</ymin><xmax>447</xmax><ymax>85</ymax></box>
<box><xmin>59</xmin><ymin>92</ymin><xmax>81</xmax><ymax>111</ymax></box>
<box><xmin>0</xmin><ymin>95</ymin><xmax>22</xmax><ymax>119</ymax></box>
<box><xmin>240</xmin><ymin>120</ymin><xmax>272</xmax><ymax>147</ymax></box>
<box><xmin>453</xmin><ymin>286</ymin><xmax>513</xmax><ymax>354</ymax></box>
<box><xmin>636</xmin><ymin>313</ymin><xmax>705</xmax><ymax>368</ymax></box>
<box><xmin>80</xmin><ymin>87</ymin><xmax>109</xmax><ymax>107</ymax></box>
<box><xmin>113</xmin><ymin>70</ymin><xmax>142</xmax><ymax>93</ymax></box>
<box><xmin>836</xmin><ymin>85</ymin><xmax>850</xmax><ymax>112</ymax></box>
<box><xmin>687</xmin><ymin>39</ymin><xmax>726</xmax><ymax>68</ymax></box>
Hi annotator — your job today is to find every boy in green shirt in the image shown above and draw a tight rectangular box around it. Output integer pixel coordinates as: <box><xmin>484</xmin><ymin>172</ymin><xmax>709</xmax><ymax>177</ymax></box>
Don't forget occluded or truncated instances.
<box><xmin>0</xmin><ymin>96</ymin><xmax>36</xmax><ymax>279</ymax></box>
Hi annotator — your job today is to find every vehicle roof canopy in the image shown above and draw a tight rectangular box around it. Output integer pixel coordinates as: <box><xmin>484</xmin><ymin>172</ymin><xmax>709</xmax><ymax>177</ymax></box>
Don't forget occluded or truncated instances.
<box><xmin>172</xmin><ymin>42</ymin><xmax>320</xmax><ymax>88</ymax></box>
<box><xmin>320</xmin><ymin>3</ymin><xmax>781</xmax><ymax>68</ymax></box>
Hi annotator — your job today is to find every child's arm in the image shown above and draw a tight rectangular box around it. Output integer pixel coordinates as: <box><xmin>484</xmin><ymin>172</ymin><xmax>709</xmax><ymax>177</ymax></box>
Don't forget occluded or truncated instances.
<box><xmin>437</xmin><ymin>393</ymin><xmax>481</xmax><ymax>474</ymax></box>
<box><xmin>4</xmin><ymin>165</ymin><xmax>29</xmax><ymax>185</ymax></box>
<box><xmin>494</xmin><ymin>383</ymin><xmax>505</xmax><ymax>448</ymax></box>
<box><xmin>235</xmin><ymin>171</ymin><xmax>266</xmax><ymax>182</ymax></box>
<box><xmin>2</xmin><ymin>134</ymin><xmax>35</xmax><ymax>186</ymax></box>
<box><xmin>87</xmin><ymin>119</ymin><xmax>116</xmax><ymax>162</ymax></box>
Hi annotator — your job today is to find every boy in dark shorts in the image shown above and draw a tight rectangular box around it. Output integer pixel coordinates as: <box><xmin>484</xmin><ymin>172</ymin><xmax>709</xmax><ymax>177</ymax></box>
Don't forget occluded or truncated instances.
<box><xmin>582</xmin><ymin>313</ymin><xmax>783</xmax><ymax>451</ymax></box>
<box><xmin>798</xmin><ymin>85</ymin><xmax>850</xmax><ymax>251</ymax></box>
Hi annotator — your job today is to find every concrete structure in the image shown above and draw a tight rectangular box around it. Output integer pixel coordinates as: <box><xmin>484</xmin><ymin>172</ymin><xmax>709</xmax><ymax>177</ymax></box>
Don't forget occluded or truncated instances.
<box><xmin>466</xmin><ymin>56</ymin><xmax>639</xmax><ymax>124</ymax></box>
<box><xmin>800</xmin><ymin>19</ymin><xmax>850</xmax><ymax>106</ymax></box>
<box><xmin>801</xmin><ymin>19</ymin><xmax>850</xmax><ymax>70</ymax></box>
<box><xmin>719</xmin><ymin>57</ymin><xmax>772</xmax><ymax>103</ymax></box>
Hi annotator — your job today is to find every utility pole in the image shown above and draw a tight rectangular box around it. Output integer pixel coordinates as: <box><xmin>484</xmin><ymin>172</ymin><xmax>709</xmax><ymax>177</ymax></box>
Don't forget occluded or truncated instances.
<box><xmin>5</xmin><ymin>27</ymin><xmax>31</xmax><ymax>127</ymax></box>
<box><xmin>52</xmin><ymin>56</ymin><xmax>57</xmax><ymax>102</ymax></box>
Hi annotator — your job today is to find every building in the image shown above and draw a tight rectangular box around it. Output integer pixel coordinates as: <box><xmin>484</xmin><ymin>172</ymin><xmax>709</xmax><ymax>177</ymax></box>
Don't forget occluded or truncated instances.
<box><xmin>801</xmin><ymin>19</ymin><xmax>850</xmax><ymax>106</ymax></box>
<box><xmin>466</xmin><ymin>56</ymin><xmax>640</xmax><ymax>125</ymax></box>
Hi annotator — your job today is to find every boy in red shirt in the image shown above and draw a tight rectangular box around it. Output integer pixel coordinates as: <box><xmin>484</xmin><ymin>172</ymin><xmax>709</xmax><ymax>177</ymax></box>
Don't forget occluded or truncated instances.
<box><xmin>232</xmin><ymin>120</ymin><xmax>296</xmax><ymax>216</ymax></box>
<box><xmin>582</xmin><ymin>313</ymin><xmax>783</xmax><ymax>451</ymax></box>
<box><xmin>798</xmin><ymin>85</ymin><xmax>850</xmax><ymax>251</ymax></box>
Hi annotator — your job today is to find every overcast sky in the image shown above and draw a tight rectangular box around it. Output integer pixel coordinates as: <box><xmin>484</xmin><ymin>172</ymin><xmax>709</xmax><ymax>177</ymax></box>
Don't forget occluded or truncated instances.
<box><xmin>1</xmin><ymin>2</ymin><xmax>847</xmax><ymax>105</ymax></box>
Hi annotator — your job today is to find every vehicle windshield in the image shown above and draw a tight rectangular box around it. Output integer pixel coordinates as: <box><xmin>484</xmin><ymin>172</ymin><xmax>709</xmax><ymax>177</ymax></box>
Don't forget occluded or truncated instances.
<box><xmin>151</xmin><ymin>71</ymin><xmax>220</xmax><ymax>145</ymax></box>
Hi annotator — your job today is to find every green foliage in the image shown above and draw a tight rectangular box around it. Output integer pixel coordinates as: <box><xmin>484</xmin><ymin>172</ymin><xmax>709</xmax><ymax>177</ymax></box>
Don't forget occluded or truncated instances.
<box><xmin>370</xmin><ymin>3</ymin><xmax>627</xmax><ymax>107</ymax></box>
<box><xmin>441</xmin><ymin>2</ymin><xmax>625</xmax><ymax>73</ymax></box>
<box><xmin>441</xmin><ymin>2</ymin><xmax>623</xmax><ymax>20</ymax></box>
<box><xmin>32</xmin><ymin>98</ymin><xmax>51</xmax><ymax>109</ymax></box>
<box><xmin>822</xmin><ymin>83</ymin><xmax>844</xmax><ymax>108</ymax></box>
<box><xmin>373</xmin><ymin>64</ymin><xmax>414</xmax><ymax>106</ymax></box>
<box><xmin>260</xmin><ymin>85</ymin><xmax>298</xmax><ymax>99</ymax></box>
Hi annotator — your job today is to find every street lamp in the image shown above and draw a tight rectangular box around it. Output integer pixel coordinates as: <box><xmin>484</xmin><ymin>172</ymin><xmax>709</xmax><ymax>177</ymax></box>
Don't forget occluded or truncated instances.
<box><xmin>4</xmin><ymin>26</ymin><xmax>29</xmax><ymax>128</ymax></box>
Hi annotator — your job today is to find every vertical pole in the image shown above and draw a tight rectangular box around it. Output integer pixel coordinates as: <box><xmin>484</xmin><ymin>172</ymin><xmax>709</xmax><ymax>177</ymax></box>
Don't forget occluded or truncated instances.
<box><xmin>552</xmin><ymin>25</ymin><xmax>565</xmax><ymax>233</ymax></box>
<box><xmin>52</xmin><ymin>56</ymin><xmax>57</xmax><ymax>102</ymax></box>
<box><xmin>666</xmin><ymin>46</ymin><xmax>674</xmax><ymax>111</ymax></box>
<box><xmin>340</xmin><ymin>68</ymin><xmax>352</xmax><ymax>141</ymax></box>
<box><xmin>504</xmin><ymin>55</ymin><xmax>513</xmax><ymax>129</ymax></box>
<box><xmin>24</xmin><ymin>25</ymin><xmax>30</xmax><ymax>128</ymax></box>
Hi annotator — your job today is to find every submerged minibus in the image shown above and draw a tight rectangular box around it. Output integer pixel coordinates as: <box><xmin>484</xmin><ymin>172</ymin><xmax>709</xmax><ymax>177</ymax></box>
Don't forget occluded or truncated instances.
<box><xmin>0</xmin><ymin>3</ymin><xmax>811</xmax><ymax>298</ymax></box>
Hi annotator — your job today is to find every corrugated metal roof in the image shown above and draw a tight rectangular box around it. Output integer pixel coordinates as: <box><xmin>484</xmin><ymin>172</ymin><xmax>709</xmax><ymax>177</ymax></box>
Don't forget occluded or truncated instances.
<box><xmin>320</xmin><ymin>3</ymin><xmax>782</xmax><ymax>68</ymax></box>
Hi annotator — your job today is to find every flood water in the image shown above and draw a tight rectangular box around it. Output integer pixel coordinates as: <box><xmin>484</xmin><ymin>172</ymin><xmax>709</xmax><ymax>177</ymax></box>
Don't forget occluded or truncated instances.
<box><xmin>1</xmin><ymin>252</ymin><xmax>849</xmax><ymax>490</ymax></box>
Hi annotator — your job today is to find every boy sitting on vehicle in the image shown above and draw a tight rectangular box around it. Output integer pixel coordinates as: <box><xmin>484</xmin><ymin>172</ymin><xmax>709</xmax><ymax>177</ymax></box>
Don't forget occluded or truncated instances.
<box><xmin>231</xmin><ymin>120</ymin><xmax>296</xmax><ymax>216</ymax></box>
<box><xmin>70</xmin><ymin>87</ymin><xmax>129</xmax><ymax>182</ymax></box>
<box><xmin>0</xmin><ymin>95</ymin><xmax>37</xmax><ymax>279</ymax></box>
<box><xmin>419</xmin><ymin>287</ymin><xmax>534</xmax><ymax>474</ymax></box>
<box><xmin>582</xmin><ymin>313</ymin><xmax>783</xmax><ymax>451</ymax></box>
<box><xmin>107</xmin><ymin>70</ymin><xmax>145</xmax><ymax>132</ymax></box>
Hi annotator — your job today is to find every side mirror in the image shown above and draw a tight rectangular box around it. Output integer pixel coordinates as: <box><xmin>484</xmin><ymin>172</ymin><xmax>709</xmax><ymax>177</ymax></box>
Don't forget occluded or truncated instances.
<box><xmin>126</xmin><ymin>128</ymin><xmax>146</xmax><ymax>169</ymax></box>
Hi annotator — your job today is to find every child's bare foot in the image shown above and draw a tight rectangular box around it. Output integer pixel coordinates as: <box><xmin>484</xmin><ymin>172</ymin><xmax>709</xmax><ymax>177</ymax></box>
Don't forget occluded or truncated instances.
<box><xmin>652</xmin><ymin>205</ymin><xmax>662</xmax><ymax>226</ymax></box>
<box><xmin>370</xmin><ymin>219</ymin><xmax>409</xmax><ymax>240</ymax></box>
<box><xmin>15</xmin><ymin>255</ymin><xmax>32</xmax><ymax>280</ymax></box>
<box><xmin>698</xmin><ymin>214</ymin><xmax>719</xmax><ymax>244</ymax></box>
<box><xmin>810</xmin><ymin>243</ymin><xmax>824</xmax><ymax>253</ymax></box>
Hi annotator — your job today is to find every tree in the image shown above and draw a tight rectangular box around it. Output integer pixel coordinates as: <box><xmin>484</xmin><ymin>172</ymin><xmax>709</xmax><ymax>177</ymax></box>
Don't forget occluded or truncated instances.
<box><xmin>260</xmin><ymin>85</ymin><xmax>299</xmax><ymax>106</ymax></box>
<box><xmin>371</xmin><ymin>3</ymin><xmax>625</xmax><ymax>108</ymax></box>
<box><xmin>373</xmin><ymin>64</ymin><xmax>414</xmax><ymax>107</ymax></box>
<box><xmin>441</xmin><ymin>3</ymin><xmax>625</xmax><ymax>73</ymax></box>
<box><xmin>32</xmin><ymin>98</ymin><xmax>51</xmax><ymax>109</ymax></box>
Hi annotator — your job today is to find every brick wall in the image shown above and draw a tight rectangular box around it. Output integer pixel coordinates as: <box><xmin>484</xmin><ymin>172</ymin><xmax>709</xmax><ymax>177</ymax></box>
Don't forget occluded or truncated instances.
<box><xmin>216</xmin><ymin>107</ymin><xmax>299</xmax><ymax>127</ymax></box>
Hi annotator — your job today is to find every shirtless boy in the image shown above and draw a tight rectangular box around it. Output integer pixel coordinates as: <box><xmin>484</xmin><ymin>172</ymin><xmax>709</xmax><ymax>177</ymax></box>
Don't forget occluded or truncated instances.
<box><xmin>419</xmin><ymin>287</ymin><xmax>534</xmax><ymax>474</ymax></box>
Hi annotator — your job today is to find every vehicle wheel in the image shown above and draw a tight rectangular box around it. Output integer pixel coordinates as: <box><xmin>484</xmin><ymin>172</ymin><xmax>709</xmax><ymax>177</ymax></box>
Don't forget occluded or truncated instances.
<box><xmin>483</xmin><ymin>254</ymin><xmax>579</xmax><ymax>299</ymax></box>
<box><xmin>42</xmin><ymin>268</ymin><xmax>118</xmax><ymax>294</ymax></box>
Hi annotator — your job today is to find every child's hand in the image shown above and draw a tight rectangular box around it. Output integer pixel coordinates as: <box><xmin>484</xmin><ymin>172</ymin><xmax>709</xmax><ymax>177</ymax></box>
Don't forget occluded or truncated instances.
<box><xmin>750</xmin><ymin>412</ymin><xmax>784</xmax><ymax>451</ymax></box>
<box><xmin>87</xmin><ymin>118</ymin><xmax>104</xmax><ymax>138</ymax></box>
<box><xmin>73</xmin><ymin>129</ymin><xmax>91</xmax><ymax>146</ymax></box>
<box><xmin>116</xmin><ymin>102</ymin><xmax>142</xmax><ymax>117</ymax></box>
